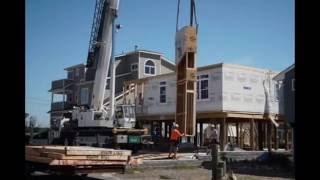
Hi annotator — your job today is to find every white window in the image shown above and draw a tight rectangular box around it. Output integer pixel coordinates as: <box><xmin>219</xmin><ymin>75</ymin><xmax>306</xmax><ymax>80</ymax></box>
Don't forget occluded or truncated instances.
<box><xmin>197</xmin><ymin>74</ymin><xmax>209</xmax><ymax>100</ymax></box>
<box><xmin>145</xmin><ymin>60</ymin><xmax>155</xmax><ymax>75</ymax></box>
<box><xmin>159</xmin><ymin>81</ymin><xmax>166</xmax><ymax>103</ymax></box>
<box><xmin>131</xmin><ymin>63</ymin><xmax>138</xmax><ymax>71</ymax></box>
<box><xmin>292</xmin><ymin>79</ymin><xmax>295</xmax><ymax>91</ymax></box>
<box><xmin>80</xmin><ymin>88</ymin><xmax>89</xmax><ymax>105</ymax></box>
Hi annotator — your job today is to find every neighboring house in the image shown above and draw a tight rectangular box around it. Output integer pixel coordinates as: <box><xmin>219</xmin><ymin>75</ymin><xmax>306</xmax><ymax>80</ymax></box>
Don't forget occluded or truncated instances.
<box><xmin>273</xmin><ymin>64</ymin><xmax>295</xmax><ymax>149</ymax></box>
<box><xmin>48</xmin><ymin>49</ymin><xmax>175</xmax><ymax>140</ymax></box>
<box><xmin>273</xmin><ymin>64</ymin><xmax>295</xmax><ymax>125</ymax></box>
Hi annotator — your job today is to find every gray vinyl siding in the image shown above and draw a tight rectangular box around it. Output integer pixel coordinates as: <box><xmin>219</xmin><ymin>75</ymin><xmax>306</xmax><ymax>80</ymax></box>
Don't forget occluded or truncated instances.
<box><xmin>116</xmin><ymin>53</ymin><xmax>139</xmax><ymax>75</ymax></box>
<box><xmin>284</xmin><ymin>68</ymin><xmax>295</xmax><ymax>124</ymax></box>
<box><xmin>160</xmin><ymin>59</ymin><xmax>175</xmax><ymax>74</ymax></box>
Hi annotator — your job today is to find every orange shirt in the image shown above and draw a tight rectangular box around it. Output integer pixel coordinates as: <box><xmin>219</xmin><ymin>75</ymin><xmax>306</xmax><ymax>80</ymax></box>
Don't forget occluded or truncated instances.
<box><xmin>170</xmin><ymin>129</ymin><xmax>183</xmax><ymax>141</ymax></box>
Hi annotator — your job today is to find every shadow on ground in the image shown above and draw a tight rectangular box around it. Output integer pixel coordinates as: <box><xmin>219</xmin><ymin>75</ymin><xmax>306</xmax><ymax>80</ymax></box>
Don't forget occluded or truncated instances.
<box><xmin>26</xmin><ymin>174</ymin><xmax>102</xmax><ymax>180</ymax></box>
<box><xmin>201</xmin><ymin>152</ymin><xmax>294</xmax><ymax>179</ymax></box>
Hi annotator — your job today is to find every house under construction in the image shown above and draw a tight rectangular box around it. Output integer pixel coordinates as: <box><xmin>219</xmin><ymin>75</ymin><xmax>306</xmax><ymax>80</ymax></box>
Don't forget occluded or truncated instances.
<box><xmin>48</xmin><ymin>49</ymin><xmax>293</xmax><ymax>151</ymax></box>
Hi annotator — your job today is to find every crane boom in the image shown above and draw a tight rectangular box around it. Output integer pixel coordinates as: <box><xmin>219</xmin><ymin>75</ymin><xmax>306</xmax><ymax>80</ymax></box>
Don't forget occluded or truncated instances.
<box><xmin>91</xmin><ymin>0</ymin><xmax>119</xmax><ymax>111</ymax></box>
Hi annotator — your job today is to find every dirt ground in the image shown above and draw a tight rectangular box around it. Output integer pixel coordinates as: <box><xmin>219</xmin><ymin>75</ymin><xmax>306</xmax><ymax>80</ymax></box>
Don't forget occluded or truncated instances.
<box><xmin>28</xmin><ymin>166</ymin><xmax>294</xmax><ymax>180</ymax></box>
<box><xmin>110</xmin><ymin>167</ymin><xmax>294</xmax><ymax>180</ymax></box>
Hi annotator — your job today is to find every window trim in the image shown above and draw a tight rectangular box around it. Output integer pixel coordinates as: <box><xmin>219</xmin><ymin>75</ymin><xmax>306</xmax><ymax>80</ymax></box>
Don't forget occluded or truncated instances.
<box><xmin>131</xmin><ymin>63</ymin><xmax>138</xmax><ymax>72</ymax></box>
<box><xmin>159</xmin><ymin>81</ymin><xmax>167</xmax><ymax>104</ymax></box>
<box><xmin>144</xmin><ymin>60</ymin><xmax>156</xmax><ymax>76</ymax></box>
<box><xmin>197</xmin><ymin>74</ymin><xmax>209</xmax><ymax>101</ymax></box>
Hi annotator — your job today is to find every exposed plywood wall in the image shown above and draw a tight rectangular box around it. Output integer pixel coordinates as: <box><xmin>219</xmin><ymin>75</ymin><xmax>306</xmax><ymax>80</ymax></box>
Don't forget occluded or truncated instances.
<box><xmin>222</xmin><ymin>64</ymin><xmax>279</xmax><ymax>113</ymax></box>
<box><xmin>137</xmin><ymin>64</ymin><xmax>279</xmax><ymax>117</ymax></box>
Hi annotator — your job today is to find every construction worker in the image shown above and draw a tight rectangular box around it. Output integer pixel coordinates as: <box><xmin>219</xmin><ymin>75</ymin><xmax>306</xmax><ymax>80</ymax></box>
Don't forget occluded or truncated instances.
<box><xmin>168</xmin><ymin>124</ymin><xmax>184</xmax><ymax>159</ymax></box>
<box><xmin>204</xmin><ymin>124</ymin><xmax>219</xmax><ymax>154</ymax></box>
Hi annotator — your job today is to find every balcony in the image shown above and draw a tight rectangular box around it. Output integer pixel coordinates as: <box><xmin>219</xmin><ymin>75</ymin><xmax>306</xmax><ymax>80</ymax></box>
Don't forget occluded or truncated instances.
<box><xmin>51</xmin><ymin>102</ymin><xmax>73</xmax><ymax>111</ymax></box>
<box><xmin>49</xmin><ymin>79</ymin><xmax>74</xmax><ymax>92</ymax></box>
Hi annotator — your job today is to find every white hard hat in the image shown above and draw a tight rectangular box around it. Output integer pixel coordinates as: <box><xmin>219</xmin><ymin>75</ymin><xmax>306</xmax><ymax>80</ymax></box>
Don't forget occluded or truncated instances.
<box><xmin>175</xmin><ymin>124</ymin><xmax>179</xmax><ymax>128</ymax></box>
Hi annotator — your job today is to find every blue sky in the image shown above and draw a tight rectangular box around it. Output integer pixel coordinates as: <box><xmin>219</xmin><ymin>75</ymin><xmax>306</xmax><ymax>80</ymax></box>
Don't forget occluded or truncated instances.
<box><xmin>26</xmin><ymin>0</ymin><xmax>294</xmax><ymax>127</ymax></box>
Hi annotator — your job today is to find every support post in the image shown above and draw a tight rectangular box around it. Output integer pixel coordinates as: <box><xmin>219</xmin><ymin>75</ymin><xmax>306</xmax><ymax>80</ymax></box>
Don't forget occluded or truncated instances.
<box><xmin>274</xmin><ymin>125</ymin><xmax>279</xmax><ymax>150</ymax></box>
<box><xmin>194</xmin><ymin>122</ymin><xmax>198</xmax><ymax>146</ymax></box>
<box><xmin>285</xmin><ymin>123</ymin><xmax>289</xmax><ymax>150</ymax></box>
<box><xmin>164</xmin><ymin>122</ymin><xmax>168</xmax><ymax>139</ymax></box>
<box><xmin>250</xmin><ymin>119</ymin><xmax>254</xmax><ymax>150</ymax></box>
<box><xmin>236</xmin><ymin>122</ymin><xmax>239</xmax><ymax>146</ymax></box>
<box><xmin>200</xmin><ymin>122</ymin><xmax>203</xmax><ymax>146</ymax></box>
<box><xmin>159</xmin><ymin>122</ymin><xmax>163</xmax><ymax>138</ymax></box>
<box><xmin>267</xmin><ymin>122</ymin><xmax>272</xmax><ymax>152</ymax></box>
<box><xmin>264</xmin><ymin>122</ymin><xmax>268</xmax><ymax>149</ymax></box>
<box><xmin>258</xmin><ymin>122</ymin><xmax>263</xmax><ymax>150</ymax></box>
<box><xmin>169</xmin><ymin>123</ymin><xmax>172</xmax><ymax>139</ymax></box>
<box><xmin>220</xmin><ymin>118</ymin><xmax>226</xmax><ymax>151</ymax></box>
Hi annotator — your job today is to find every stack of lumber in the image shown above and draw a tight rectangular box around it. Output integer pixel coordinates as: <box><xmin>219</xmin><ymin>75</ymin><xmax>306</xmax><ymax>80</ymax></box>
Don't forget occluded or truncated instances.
<box><xmin>25</xmin><ymin>145</ymin><xmax>132</xmax><ymax>166</ymax></box>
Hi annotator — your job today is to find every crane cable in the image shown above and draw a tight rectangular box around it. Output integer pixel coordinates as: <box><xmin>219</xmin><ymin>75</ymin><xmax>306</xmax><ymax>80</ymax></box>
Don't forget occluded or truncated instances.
<box><xmin>176</xmin><ymin>0</ymin><xmax>199</xmax><ymax>33</ymax></box>
<box><xmin>176</xmin><ymin>0</ymin><xmax>181</xmax><ymax>32</ymax></box>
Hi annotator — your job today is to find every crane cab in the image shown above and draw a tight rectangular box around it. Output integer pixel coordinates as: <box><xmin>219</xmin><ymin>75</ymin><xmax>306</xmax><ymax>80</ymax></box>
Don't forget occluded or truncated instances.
<box><xmin>115</xmin><ymin>104</ymin><xmax>136</xmax><ymax>128</ymax></box>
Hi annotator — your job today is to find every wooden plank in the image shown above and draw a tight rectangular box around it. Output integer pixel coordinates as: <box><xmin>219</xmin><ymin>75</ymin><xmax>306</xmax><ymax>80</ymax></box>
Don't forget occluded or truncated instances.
<box><xmin>45</xmin><ymin>152</ymin><xmax>129</xmax><ymax>161</ymax></box>
<box><xmin>26</xmin><ymin>146</ymin><xmax>132</xmax><ymax>156</ymax></box>
<box><xmin>26</xmin><ymin>155</ymin><xmax>54</xmax><ymax>164</ymax></box>
<box><xmin>49</xmin><ymin>159</ymin><xmax>127</xmax><ymax>166</ymax></box>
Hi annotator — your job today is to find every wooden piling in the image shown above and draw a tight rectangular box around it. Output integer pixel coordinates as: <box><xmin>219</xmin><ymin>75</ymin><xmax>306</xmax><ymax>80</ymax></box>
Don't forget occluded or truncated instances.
<box><xmin>220</xmin><ymin>118</ymin><xmax>226</xmax><ymax>151</ymax></box>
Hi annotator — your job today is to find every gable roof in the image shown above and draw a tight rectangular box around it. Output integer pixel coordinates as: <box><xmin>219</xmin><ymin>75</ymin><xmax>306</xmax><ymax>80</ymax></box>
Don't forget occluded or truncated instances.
<box><xmin>273</xmin><ymin>64</ymin><xmax>295</xmax><ymax>81</ymax></box>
